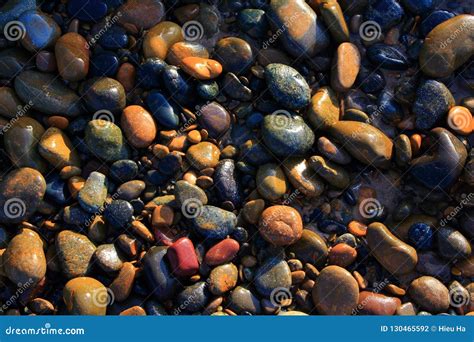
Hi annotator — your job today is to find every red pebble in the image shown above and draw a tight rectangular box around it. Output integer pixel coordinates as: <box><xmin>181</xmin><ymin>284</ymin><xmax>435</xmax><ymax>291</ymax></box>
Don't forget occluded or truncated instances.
<box><xmin>167</xmin><ymin>237</ymin><xmax>199</xmax><ymax>277</ymax></box>
<box><xmin>328</xmin><ymin>243</ymin><xmax>357</xmax><ymax>267</ymax></box>
<box><xmin>204</xmin><ymin>238</ymin><xmax>240</xmax><ymax>266</ymax></box>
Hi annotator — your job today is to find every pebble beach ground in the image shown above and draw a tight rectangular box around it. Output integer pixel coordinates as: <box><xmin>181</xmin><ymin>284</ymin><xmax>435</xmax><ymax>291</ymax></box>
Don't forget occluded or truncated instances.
<box><xmin>0</xmin><ymin>0</ymin><xmax>473</xmax><ymax>316</ymax></box>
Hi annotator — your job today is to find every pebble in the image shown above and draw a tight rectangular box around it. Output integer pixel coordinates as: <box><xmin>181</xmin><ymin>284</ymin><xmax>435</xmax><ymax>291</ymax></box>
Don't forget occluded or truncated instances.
<box><xmin>420</xmin><ymin>15</ymin><xmax>474</xmax><ymax>78</ymax></box>
<box><xmin>39</xmin><ymin>127</ymin><xmax>81</xmax><ymax>169</ymax></box>
<box><xmin>63</xmin><ymin>277</ymin><xmax>107</xmax><ymax>315</ymax></box>
<box><xmin>262</xmin><ymin>113</ymin><xmax>315</xmax><ymax>158</ymax></box>
<box><xmin>413</xmin><ymin>80</ymin><xmax>455</xmax><ymax>131</ymax></box>
<box><xmin>180</xmin><ymin>57</ymin><xmax>222</xmax><ymax>80</ymax></box>
<box><xmin>365</xmin><ymin>0</ymin><xmax>404</xmax><ymax>30</ymax></box>
<box><xmin>308</xmin><ymin>87</ymin><xmax>340</xmax><ymax>130</ymax></box>
<box><xmin>259</xmin><ymin>205</ymin><xmax>303</xmax><ymax>246</ymax></box>
<box><xmin>328</xmin><ymin>121</ymin><xmax>393</xmax><ymax>168</ymax></box>
<box><xmin>176</xmin><ymin>282</ymin><xmax>211</xmax><ymax>313</ymax></box>
<box><xmin>366</xmin><ymin>44</ymin><xmax>409</xmax><ymax>70</ymax></box>
<box><xmin>143</xmin><ymin>21</ymin><xmax>183</xmax><ymax>59</ymax></box>
<box><xmin>4</xmin><ymin>229</ymin><xmax>46</xmax><ymax>285</ymax></box>
<box><xmin>356</xmin><ymin>292</ymin><xmax>401</xmax><ymax>315</ymax></box>
<box><xmin>318</xmin><ymin>0</ymin><xmax>350</xmax><ymax>43</ymax></box>
<box><xmin>174</xmin><ymin>180</ymin><xmax>208</xmax><ymax>209</ymax></box>
<box><xmin>317</xmin><ymin>137</ymin><xmax>351</xmax><ymax>165</ymax></box>
<box><xmin>437</xmin><ymin>227</ymin><xmax>471</xmax><ymax>260</ymax></box>
<box><xmin>55</xmin><ymin>33</ymin><xmax>89</xmax><ymax>82</ymax></box>
<box><xmin>309</xmin><ymin>155</ymin><xmax>350</xmax><ymax>189</ymax></box>
<box><xmin>254</xmin><ymin>258</ymin><xmax>291</xmax><ymax>297</ymax></box>
<box><xmin>331</xmin><ymin>42</ymin><xmax>360</xmax><ymax>92</ymax></box>
<box><xmin>186</xmin><ymin>142</ymin><xmax>221</xmax><ymax>170</ymax></box>
<box><xmin>228</xmin><ymin>286</ymin><xmax>261</xmax><ymax>314</ymax></box>
<box><xmin>242</xmin><ymin>199</ymin><xmax>265</xmax><ymax>224</ymax></box>
<box><xmin>167</xmin><ymin>42</ymin><xmax>209</xmax><ymax>66</ymax></box>
<box><xmin>146</xmin><ymin>91</ymin><xmax>180</xmax><ymax>129</ymax></box>
<box><xmin>94</xmin><ymin>244</ymin><xmax>125</xmax><ymax>273</ymax></box>
<box><xmin>283</xmin><ymin>158</ymin><xmax>325</xmax><ymax>197</ymax></box>
<box><xmin>191</xmin><ymin>205</ymin><xmax>237</xmax><ymax>239</ymax></box>
<box><xmin>144</xmin><ymin>246</ymin><xmax>177</xmax><ymax>301</ymax></box>
<box><xmin>167</xmin><ymin>237</ymin><xmax>199</xmax><ymax>277</ymax></box>
<box><xmin>85</xmin><ymin>120</ymin><xmax>128</xmax><ymax>162</ymax></box>
<box><xmin>256</xmin><ymin>163</ymin><xmax>288</xmax><ymax>201</ymax></box>
<box><xmin>367</xmin><ymin>222</ymin><xmax>418</xmax><ymax>275</ymax></box>
<box><xmin>109</xmin><ymin>262</ymin><xmax>136</xmax><ymax>302</ymax></box>
<box><xmin>117</xmin><ymin>0</ymin><xmax>165</xmax><ymax>30</ymax></box>
<box><xmin>4</xmin><ymin>117</ymin><xmax>47</xmax><ymax>172</ymax></box>
<box><xmin>312</xmin><ymin>265</ymin><xmax>359</xmax><ymax>315</ymax></box>
<box><xmin>0</xmin><ymin>167</ymin><xmax>46</xmax><ymax>224</ymax></box>
<box><xmin>408</xmin><ymin>276</ymin><xmax>450</xmax><ymax>314</ymax></box>
<box><xmin>265</xmin><ymin>63</ymin><xmax>311</xmax><ymax>110</ymax></box>
<box><xmin>14</xmin><ymin>70</ymin><xmax>83</xmax><ymax>117</ymax></box>
<box><xmin>78</xmin><ymin>172</ymin><xmax>107</xmax><ymax>213</ymax></box>
<box><xmin>205</xmin><ymin>239</ymin><xmax>240</xmax><ymax>266</ymax></box>
<box><xmin>214</xmin><ymin>37</ymin><xmax>254</xmax><ymax>74</ymax></box>
<box><xmin>117</xmin><ymin>180</ymin><xmax>145</xmax><ymax>201</ymax></box>
<box><xmin>56</xmin><ymin>230</ymin><xmax>96</xmax><ymax>279</ymax></box>
<box><xmin>198</xmin><ymin>101</ymin><xmax>231</xmax><ymax>139</ymax></box>
<box><xmin>209</xmin><ymin>263</ymin><xmax>238</xmax><ymax>295</ymax></box>
<box><xmin>104</xmin><ymin>200</ymin><xmax>134</xmax><ymax>230</ymax></box>
<box><xmin>67</xmin><ymin>0</ymin><xmax>108</xmax><ymax>22</ymax></box>
<box><xmin>121</xmin><ymin>105</ymin><xmax>157</xmax><ymax>148</ymax></box>
<box><xmin>0</xmin><ymin>86</ymin><xmax>23</xmax><ymax>118</ymax></box>
<box><xmin>408</xmin><ymin>223</ymin><xmax>434</xmax><ymax>251</ymax></box>
<box><xmin>288</xmin><ymin>229</ymin><xmax>328</xmax><ymax>267</ymax></box>
<box><xmin>214</xmin><ymin>159</ymin><xmax>242</xmax><ymax>207</ymax></box>
<box><xmin>82</xmin><ymin>77</ymin><xmax>126</xmax><ymax>113</ymax></box>
<box><xmin>328</xmin><ymin>243</ymin><xmax>357</xmax><ymax>268</ymax></box>
<box><xmin>19</xmin><ymin>10</ymin><xmax>61</xmax><ymax>52</ymax></box>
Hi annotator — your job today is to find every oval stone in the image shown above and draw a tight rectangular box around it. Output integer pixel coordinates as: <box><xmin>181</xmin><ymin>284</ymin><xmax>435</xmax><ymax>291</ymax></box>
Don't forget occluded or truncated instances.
<box><xmin>56</xmin><ymin>230</ymin><xmax>96</xmax><ymax>279</ymax></box>
<box><xmin>208</xmin><ymin>263</ymin><xmax>238</xmax><ymax>295</ymax></box>
<box><xmin>256</xmin><ymin>163</ymin><xmax>288</xmax><ymax>201</ymax></box>
<box><xmin>287</xmin><ymin>229</ymin><xmax>328</xmax><ymax>267</ymax></box>
<box><xmin>186</xmin><ymin>142</ymin><xmax>220</xmax><ymax>170</ymax></box>
<box><xmin>85</xmin><ymin>120</ymin><xmax>128</xmax><ymax>162</ymax></box>
<box><xmin>214</xmin><ymin>37</ymin><xmax>254</xmax><ymax>74</ymax></box>
<box><xmin>312</xmin><ymin>265</ymin><xmax>359</xmax><ymax>315</ymax></box>
<box><xmin>121</xmin><ymin>105</ymin><xmax>157</xmax><ymax>148</ymax></box>
<box><xmin>259</xmin><ymin>205</ymin><xmax>303</xmax><ymax>246</ymax></box>
<box><xmin>408</xmin><ymin>276</ymin><xmax>450</xmax><ymax>314</ymax></box>
<box><xmin>19</xmin><ymin>10</ymin><xmax>61</xmax><ymax>52</ymax></box>
<box><xmin>55</xmin><ymin>32</ymin><xmax>89</xmax><ymax>82</ymax></box>
<box><xmin>4</xmin><ymin>229</ymin><xmax>46</xmax><ymax>285</ymax></box>
<box><xmin>331</xmin><ymin>42</ymin><xmax>360</xmax><ymax>93</ymax></box>
<box><xmin>254</xmin><ymin>258</ymin><xmax>291</xmax><ymax>297</ymax></box>
<box><xmin>191</xmin><ymin>205</ymin><xmax>237</xmax><ymax>239</ymax></box>
<box><xmin>356</xmin><ymin>292</ymin><xmax>401</xmax><ymax>315</ymax></box>
<box><xmin>143</xmin><ymin>21</ymin><xmax>183</xmax><ymax>59</ymax></box>
<box><xmin>63</xmin><ymin>277</ymin><xmax>107</xmax><ymax>315</ymax></box>
<box><xmin>197</xmin><ymin>101</ymin><xmax>231</xmax><ymax>139</ymax></box>
<box><xmin>205</xmin><ymin>239</ymin><xmax>240</xmax><ymax>266</ymax></box>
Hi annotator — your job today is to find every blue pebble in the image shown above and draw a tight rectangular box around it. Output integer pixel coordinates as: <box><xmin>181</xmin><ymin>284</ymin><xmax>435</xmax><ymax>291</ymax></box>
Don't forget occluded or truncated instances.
<box><xmin>365</xmin><ymin>0</ymin><xmax>404</xmax><ymax>30</ymax></box>
<box><xmin>367</xmin><ymin>44</ymin><xmax>410</xmax><ymax>70</ymax></box>
<box><xmin>196</xmin><ymin>81</ymin><xmax>219</xmax><ymax>100</ymax></box>
<box><xmin>231</xmin><ymin>124</ymin><xmax>256</xmax><ymax>146</ymax></box>
<box><xmin>162</xmin><ymin>65</ymin><xmax>194</xmax><ymax>106</ymax></box>
<box><xmin>18</xmin><ymin>10</ymin><xmax>60</xmax><ymax>51</ymax></box>
<box><xmin>157</xmin><ymin>153</ymin><xmax>182</xmax><ymax>176</ymax></box>
<box><xmin>357</xmin><ymin>67</ymin><xmax>386</xmax><ymax>94</ymax></box>
<box><xmin>90</xmin><ymin>52</ymin><xmax>119</xmax><ymax>77</ymax></box>
<box><xmin>110</xmin><ymin>159</ymin><xmax>138</xmax><ymax>183</ymax></box>
<box><xmin>137</xmin><ymin>58</ymin><xmax>167</xmax><ymax>89</ymax></box>
<box><xmin>146</xmin><ymin>91</ymin><xmax>180</xmax><ymax>129</ymax></box>
<box><xmin>104</xmin><ymin>199</ymin><xmax>133</xmax><ymax>229</ymax></box>
<box><xmin>146</xmin><ymin>170</ymin><xmax>170</xmax><ymax>186</ymax></box>
<box><xmin>420</xmin><ymin>10</ymin><xmax>455</xmax><ymax>36</ymax></box>
<box><xmin>246</xmin><ymin>112</ymin><xmax>264</xmax><ymax>128</ymax></box>
<box><xmin>67</xmin><ymin>0</ymin><xmax>108</xmax><ymax>22</ymax></box>
<box><xmin>344</xmin><ymin>90</ymin><xmax>373</xmax><ymax>112</ymax></box>
<box><xmin>378</xmin><ymin>90</ymin><xmax>403</xmax><ymax>124</ymax></box>
<box><xmin>408</xmin><ymin>223</ymin><xmax>434</xmax><ymax>250</ymax></box>
<box><xmin>45</xmin><ymin>174</ymin><xmax>70</xmax><ymax>205</ymax></box>
<box><xmin>402</xmin><ymin>0</ymin><xmax>442</xmax><ymax>15</ymax></box>
<box><xmin>98</xmin><ymin>25</ymin><xmax>128</xmax><ymax>49</ymax></box>
<box><xmin>231</xmin><ymin>226</ymin><xmax>248</xmax><ymax>243</ymax></box>
<box><xmin>0</xmin><ymin>0</ymin><xmax>37</xmax><ymax>30</ymax></box>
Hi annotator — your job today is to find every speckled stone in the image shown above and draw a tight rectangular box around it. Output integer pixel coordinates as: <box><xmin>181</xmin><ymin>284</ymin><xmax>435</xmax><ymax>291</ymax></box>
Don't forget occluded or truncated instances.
<box><xmin>259</xmin><ymin>205</ymin><xmax>303</xmax><ymax>246</ymax></box>
<box><xmin>78</xmin><ymin>172</ymin><xmax>107</xmax><ymax>214</ymax></box>
<box><xmin>408</xmin><ymin>276</ymin><xmax>450</xmax><ymax>314</ymax></box>
<box><xmin>85</xmin><ymin>120</ymin><xmax>128</xmax><ymax>162</ymax></box>
<box><xmin>191</xmin><ymin>205</ymin><xmax>237</xmax><ymax>239</ymax></box>
<box><xmin>94</xmin><ymin>244</ymin><xmax>125</xmax><ymax>273</ymax></box>
<box><xmin>56</xmin><ymin>230</ymin><xmax>96</xmax><ymax>279</ymax></box>
<box><xmin>254</xmin><ymin>258</ymin><xmax>291</xmax><ymax>297</ymax></box>
<box><xmin>209</xmin><ymin>263</ymin><xmax>238</xmax><ymax>295</ymax></box>
<box><xmin>228</xmin><ymin>286</ymin><xmax>261</xmax><ymax>314</ymax></box>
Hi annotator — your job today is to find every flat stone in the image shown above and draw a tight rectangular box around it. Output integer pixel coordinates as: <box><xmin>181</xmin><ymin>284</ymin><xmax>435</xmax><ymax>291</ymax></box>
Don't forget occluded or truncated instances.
<box><xmin>408</xmin><ymin>276</ymin><xmax>450</xmax><ymax>314</ymax></box>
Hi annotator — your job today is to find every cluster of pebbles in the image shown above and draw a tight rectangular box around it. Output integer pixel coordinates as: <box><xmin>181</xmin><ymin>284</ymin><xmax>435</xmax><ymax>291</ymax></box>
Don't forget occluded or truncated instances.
<box><xmin>0</xmin><ymin>0</ymin><xmax>473</xmax><ymax>316</ymax></box>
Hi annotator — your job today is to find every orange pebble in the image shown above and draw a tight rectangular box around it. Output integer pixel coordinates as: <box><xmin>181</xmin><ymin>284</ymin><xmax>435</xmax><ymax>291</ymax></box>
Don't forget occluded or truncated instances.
<box><xmin>180</xmin><ymin>57</ymin><xmax>223</xmax><ymax>80</ymax></box>
<box><xmin>116</xmin><ymin>62</ymin><xmax>136</xmax><ymax>92</ymax></box>
<box><xmin>446</xmin><ymin>106</ymin><xmax>473</xmax><ymax>135</ymax></box>
<box><xmin>409</xmin><ymin>134</ymin><xmax>422</xmax><ymax>156</ymax></box>
<box><xmin>348</xmin><ymin>220</ymin><xmax>368</xmax><ymax>237</ymax></box>
<box><xmin>187</xmin><ymin>130</ymin><xmax>202</xmax><ymax>144</ymax></box>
